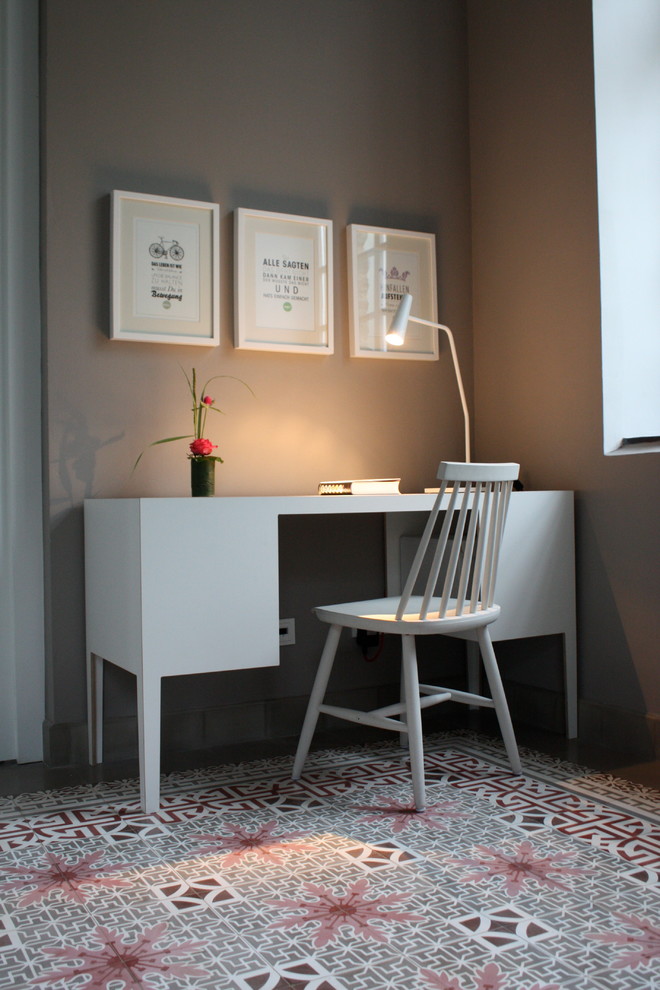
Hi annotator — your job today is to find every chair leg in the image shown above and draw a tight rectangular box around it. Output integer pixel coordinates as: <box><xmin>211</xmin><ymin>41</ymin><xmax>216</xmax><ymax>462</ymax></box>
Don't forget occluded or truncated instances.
<box><xmin>399</xmin><ymin>664</ymin><xmax>408</xmax><ymax>749</ymax></box>
<box><xmin>292</xmin><ymin>623</ymin><xmax>342</xmax><ymax>779</ymax></box>
<box><xmin>401</xmin><ymin>635</ymin><xmax>426</xmax><ymax>812</ymax></box>
<box><xmin>477</xmin><ymin>627</ymin><xmax>522</xmax><ymax>774</ymax></box>
<box><xmin>466</xmin><ymin>641</ymin><xmax>481</xmax><ymax>709</ymax></box>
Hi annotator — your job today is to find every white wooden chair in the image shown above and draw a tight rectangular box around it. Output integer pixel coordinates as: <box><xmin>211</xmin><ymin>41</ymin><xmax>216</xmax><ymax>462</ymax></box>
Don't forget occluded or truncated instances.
<box><xmin>292</xmin><ymin>461</ymin><xmax>522</xmax><ymax>811</ymax></box>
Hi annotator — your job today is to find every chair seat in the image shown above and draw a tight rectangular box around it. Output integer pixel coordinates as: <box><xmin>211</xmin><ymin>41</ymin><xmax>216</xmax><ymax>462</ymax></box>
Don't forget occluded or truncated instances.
<box><xmin>315</xmin><ymin>596</ymin><xmax>501</xmax><ymax>635</ymax></box>
<box><xmin>293</xmin><ymin>461</ymin><xmax>522</xmax><ymax>811</ymax></box>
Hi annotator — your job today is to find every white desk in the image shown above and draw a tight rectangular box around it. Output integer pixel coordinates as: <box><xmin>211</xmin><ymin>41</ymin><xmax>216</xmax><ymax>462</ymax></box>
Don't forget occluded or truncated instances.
<box><xmin>84</xmin><ymin>492</ymin><xmax>576</xmax><ymax>811</ymax></box>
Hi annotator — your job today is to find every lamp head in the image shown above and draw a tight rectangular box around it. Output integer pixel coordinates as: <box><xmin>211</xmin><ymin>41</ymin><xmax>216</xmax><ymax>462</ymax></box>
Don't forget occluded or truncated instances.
<box><xmin>385</xmin><ymin>292</ymin><xmax>413</xmax><ymax>346</ymax></box>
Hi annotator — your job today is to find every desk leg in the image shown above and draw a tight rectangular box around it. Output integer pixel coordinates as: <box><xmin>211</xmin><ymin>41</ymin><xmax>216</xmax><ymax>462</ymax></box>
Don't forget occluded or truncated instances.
<box><xmin>563</xmin><ymin>630</ymin><xmax>578</xmax><ymax>739</ymax></box>
<box><xmin>137</xmin><ymin>672</ymin><xmax>161</xmax><ymax>814</ymax></box>
<box><xmin>87</xmin><ymin>653</ymin><xmax>104</xmax><ymax>765</ymax></box>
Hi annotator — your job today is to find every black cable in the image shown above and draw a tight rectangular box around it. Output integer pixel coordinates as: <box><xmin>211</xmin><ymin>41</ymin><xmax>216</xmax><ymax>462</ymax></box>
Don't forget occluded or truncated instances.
<box><xmin>361</xmin><ymin>633</ymin><xmax>385</xmax><ymax>662</ymax></box>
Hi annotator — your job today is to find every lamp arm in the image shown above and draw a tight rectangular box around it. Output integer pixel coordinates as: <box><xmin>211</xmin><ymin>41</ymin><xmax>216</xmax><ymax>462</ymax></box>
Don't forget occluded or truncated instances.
<box><xmin>408</xmin><ymin>315</ymin><xmax>471</xmax><ymax>463</ymax></box>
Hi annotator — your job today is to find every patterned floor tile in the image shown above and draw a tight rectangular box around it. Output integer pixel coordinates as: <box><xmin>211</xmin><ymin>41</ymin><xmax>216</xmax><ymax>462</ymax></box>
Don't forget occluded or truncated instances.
<box><xmin>152</xmin><ymin>873</ymin><xmax>244</xmax><ymax>913</ymax></box>
<box><xmin>1</xmin><ymin>733</ymin><xmax>660</xmax><ymax>990</ymax></box>
<box><xmin>449</xmin><ymin>901</ymin><xmax>560</xmax><ymax>951</ymax></box>
<box><xmin>0</xmin><ymin>913</ymin><xmax>22</xmax><ymax>951</ymax></box>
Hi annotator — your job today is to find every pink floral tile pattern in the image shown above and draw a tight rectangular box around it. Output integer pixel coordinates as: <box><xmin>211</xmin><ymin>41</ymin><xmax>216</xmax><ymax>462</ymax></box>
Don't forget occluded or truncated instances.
<box><xmin>355</xmin><ymin>796</ymin><xmax>466</xmax><ymax>832</ymax></box>
<box><xmin>268</xmin><ymin>877</ymin><xmax>422</xmax><ymax>947</ymax></box>
<box><xmin>0</xmin><ymin>732</ymin><xmax>659</xmax><ymax>989</ymax></box>
<box><xmin>1</xmin><ymin>850</ymin><xmax>133</xmax><ymax>906</ymax></box>
<box><xmin>449</xmin><ymin>839</ymin><xmax>589</xmax><ymax>895</ymax></box>
<box><xmin>191</xmin><ymin>820</ymin><xmax>316</xmax><ymax>865</ymax></box>
<box><xmin>590</xmin><ymin>912</ymin><xmax>660</xmax><ymax>970</ymax></box>
<box><xmin>421</xmin><ymin>960</ymin><xmax>560</xmax><ymax>990</ymax></box>
<box><xmin>32</xmin><ymin>922</ymin><xmax>206</xmax><ymax>988</ymax></box>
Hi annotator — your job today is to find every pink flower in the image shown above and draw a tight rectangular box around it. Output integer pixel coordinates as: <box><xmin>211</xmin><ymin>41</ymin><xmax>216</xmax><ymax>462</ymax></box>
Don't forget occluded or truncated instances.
<box><xmin>189</xmin><ymin>437</ymin><xmax>217</xmax><ymax>457</ymax></box>
<box><xmin>201</xmin><ymin>395</ymin><xmax>213</xmax><ymax>405</ymax></box>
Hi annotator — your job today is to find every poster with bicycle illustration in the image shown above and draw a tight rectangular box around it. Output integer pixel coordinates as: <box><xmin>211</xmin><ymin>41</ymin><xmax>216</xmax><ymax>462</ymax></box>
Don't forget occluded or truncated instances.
<box><xmin>111</xmin><ymin>191</ymin><xmax>219</xmax><ymax>345</ymax></box>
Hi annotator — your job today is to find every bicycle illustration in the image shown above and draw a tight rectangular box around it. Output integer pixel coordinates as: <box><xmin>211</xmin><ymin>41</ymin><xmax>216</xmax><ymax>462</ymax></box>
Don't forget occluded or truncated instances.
<box><xmin>149</xmin><ymin>236</ymin><xmax>185</xmax><ymax>261</ymax></box>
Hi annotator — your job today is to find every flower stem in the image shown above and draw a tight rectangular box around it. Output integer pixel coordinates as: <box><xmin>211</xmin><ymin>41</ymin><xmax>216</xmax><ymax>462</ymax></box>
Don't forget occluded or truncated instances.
<box><xmin>192</xmin><ymin>368</ymin><xmax>201</xmax><ymax>439</ymax></box>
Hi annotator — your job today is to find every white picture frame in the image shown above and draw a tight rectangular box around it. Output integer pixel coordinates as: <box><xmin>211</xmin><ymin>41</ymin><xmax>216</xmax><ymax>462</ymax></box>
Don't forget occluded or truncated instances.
<box><xmin>348</xmin><ymin>224</ymin><xmax>438</xmax><ymax>359</ymax></box>
<box><xmin>235</xmin><ymin>207</ymin><xmax>333</xmax><ymax>354</ymax></box>
<box><xmin>111</xmin><ymin>190</ymin><xmax>220</xmax><ymax>346</ymax></box>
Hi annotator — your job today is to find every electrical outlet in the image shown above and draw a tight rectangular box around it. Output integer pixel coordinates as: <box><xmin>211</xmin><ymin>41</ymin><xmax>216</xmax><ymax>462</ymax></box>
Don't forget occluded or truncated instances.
<box><xmin>279</xmin><ymin>618</ymin><xmax>296</xmax><ymax>646</ymax></box>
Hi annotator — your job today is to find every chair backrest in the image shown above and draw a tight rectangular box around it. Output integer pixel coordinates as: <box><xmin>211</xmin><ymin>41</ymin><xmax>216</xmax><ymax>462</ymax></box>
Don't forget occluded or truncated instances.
<box><xmin>396</xmin><ymin>462</ymin><xmax>520</xmax><ymax>621</ymax></box>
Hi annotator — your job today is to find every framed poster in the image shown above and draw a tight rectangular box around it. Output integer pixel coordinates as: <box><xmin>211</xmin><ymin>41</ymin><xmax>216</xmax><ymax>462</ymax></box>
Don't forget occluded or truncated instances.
<box><xmin>111</xmin><ymin>190</ymin><xmax>219</xmax><ymax>345</ymax></box>
<box><xmin>235</xmin><ymin>208</ymin><xmax>333</xmax><ymax>354</ymax></box>
<box><xmin>348</xmin><ymin>224</ymin><xmax>438</xmax><ymax>359</ymax></box>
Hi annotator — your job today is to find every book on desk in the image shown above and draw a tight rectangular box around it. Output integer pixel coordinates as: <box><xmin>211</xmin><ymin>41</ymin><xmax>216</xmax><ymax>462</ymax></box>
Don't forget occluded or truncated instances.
<box><xmin>318</xmin><ymin>478</ymin><xmax>401</xmax><ymax>495</ymax></box>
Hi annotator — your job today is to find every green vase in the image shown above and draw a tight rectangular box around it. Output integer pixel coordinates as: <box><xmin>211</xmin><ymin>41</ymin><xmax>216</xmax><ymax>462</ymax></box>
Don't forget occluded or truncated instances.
<box><xmin>190</xmin><ymin>457</ymin><xmax>215</xmax><ymax>497</ymax></box>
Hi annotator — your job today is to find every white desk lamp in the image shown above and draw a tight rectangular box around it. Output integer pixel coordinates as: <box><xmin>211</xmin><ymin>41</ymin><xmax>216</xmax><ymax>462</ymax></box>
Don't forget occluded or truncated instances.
<box><xmin>385</xmin><ymin>292</ymin><xmax>471</xmax><ymax>462</ymax></box>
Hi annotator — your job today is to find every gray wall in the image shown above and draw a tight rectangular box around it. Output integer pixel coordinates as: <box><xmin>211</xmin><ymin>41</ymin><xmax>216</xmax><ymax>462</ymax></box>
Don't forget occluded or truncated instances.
<box><xmin>468</xmin><ymin>0</ymin><xmax>660</xmax><ymax>754</ymax></box>
<box><xmin>41</xmin><ymin>0</ymin><xmax>473</xmax><ymax>758</ymax></box>
<box><xmin>41</xmin><ymin>0</ymin><xmax>660</xmax><ymax>765</ymax></box>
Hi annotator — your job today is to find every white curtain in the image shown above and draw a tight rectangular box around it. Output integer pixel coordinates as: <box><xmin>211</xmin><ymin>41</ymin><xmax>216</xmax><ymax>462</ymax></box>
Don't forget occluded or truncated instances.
<box><xmin>0</xmin><ymin>0</ymin><xmax>45</xmax><ymax>762</ymax></box>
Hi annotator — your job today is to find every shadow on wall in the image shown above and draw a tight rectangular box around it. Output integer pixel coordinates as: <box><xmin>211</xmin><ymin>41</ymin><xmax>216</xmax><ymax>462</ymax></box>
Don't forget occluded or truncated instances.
<box><xmin>575</xmin><ymin>495</ymin><xmax>648</xmax><ymax>713</ymax></box>
<box><xmin>46</xmin><ymin>505</ymin><xmax>87</xmax><ymax>753</ymax></box>
<box><xmin>52</xmin><ymin>402</ymin><xmax>124</xmax><ymax>511</ymax></box>
<box><xmin>45</xmin><ymin>401</ymin><xmax>124</xmax><ymax>762</ymax></box>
